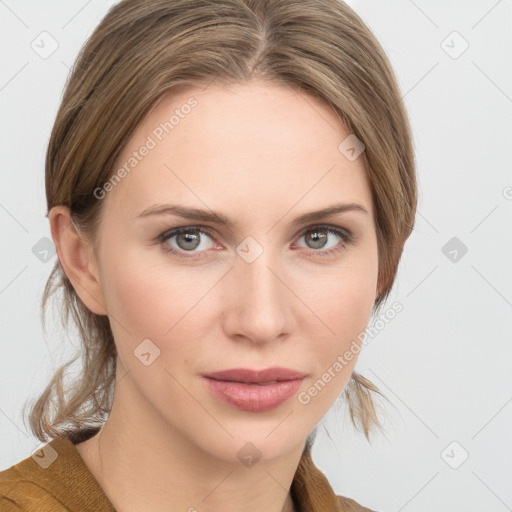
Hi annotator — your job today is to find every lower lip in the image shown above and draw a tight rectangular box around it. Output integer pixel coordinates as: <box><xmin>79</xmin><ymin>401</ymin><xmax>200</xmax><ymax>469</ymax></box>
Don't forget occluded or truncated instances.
<box><xmin>203</xmin><ymin>377</ymin><xmax>304</xmax><ymax>412</ymax></box>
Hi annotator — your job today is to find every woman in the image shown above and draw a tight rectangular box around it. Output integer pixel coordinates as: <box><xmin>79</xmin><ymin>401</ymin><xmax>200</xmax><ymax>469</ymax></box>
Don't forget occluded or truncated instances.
<box><xmin>0</xmin><ymin>0</ymin><xmax>416</xmax><ymax>510</ymax></box>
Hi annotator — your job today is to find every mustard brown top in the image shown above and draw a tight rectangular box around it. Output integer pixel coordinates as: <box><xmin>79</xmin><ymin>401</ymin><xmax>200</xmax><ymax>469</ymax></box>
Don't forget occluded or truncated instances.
<box><xmin>0</xmin><ymin>428</ymin><xmax>376</xmax><ymax>512</ymax></box>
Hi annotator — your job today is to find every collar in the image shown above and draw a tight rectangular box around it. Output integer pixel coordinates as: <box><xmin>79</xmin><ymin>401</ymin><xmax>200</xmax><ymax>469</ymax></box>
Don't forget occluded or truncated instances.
<box><xmin>2</xmin><ymin>429</ymin><xmax>348</xmax><ymax>512</ymax></box>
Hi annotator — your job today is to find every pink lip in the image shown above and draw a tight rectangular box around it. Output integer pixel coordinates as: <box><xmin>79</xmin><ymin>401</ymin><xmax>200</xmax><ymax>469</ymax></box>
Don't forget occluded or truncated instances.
<box><xmin>202</xmin><ymin>367</ymin><xmax>306</xmax><ymax>412</ymax></box>
<box><xmin>203</xmin><ymin>367</ymin><xmax>306</xmax><ymax>383</ymax></box>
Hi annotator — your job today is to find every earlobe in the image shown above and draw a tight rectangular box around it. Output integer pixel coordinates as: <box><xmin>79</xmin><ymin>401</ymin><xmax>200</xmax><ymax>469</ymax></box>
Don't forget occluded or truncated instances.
<box><xmin>48</xmin><ymin>206</ymin><xmax>108</xmax><ymax>316</ymax></box>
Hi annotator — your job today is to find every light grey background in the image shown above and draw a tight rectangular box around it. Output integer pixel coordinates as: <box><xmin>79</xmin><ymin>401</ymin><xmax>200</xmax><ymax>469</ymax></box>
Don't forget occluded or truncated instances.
<box><xmin>1</xmin><ymin>1</ymin><xmax>511</xmax><ymax>511</ymax></box>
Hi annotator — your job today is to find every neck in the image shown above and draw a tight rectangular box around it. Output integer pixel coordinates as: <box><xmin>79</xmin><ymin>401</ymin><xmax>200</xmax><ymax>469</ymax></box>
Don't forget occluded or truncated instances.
<box><xmin>75</xmin><ymin>373</ymin><xmax>304</xmax><ymax>512</ymax></box>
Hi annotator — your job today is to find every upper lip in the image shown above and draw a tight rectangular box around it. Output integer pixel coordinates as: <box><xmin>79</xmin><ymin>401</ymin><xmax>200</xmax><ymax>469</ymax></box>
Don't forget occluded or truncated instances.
<box><xmin>203</xmin><ymin>367</ymin><xmax>306</xmax><ymax>383</ymax></box>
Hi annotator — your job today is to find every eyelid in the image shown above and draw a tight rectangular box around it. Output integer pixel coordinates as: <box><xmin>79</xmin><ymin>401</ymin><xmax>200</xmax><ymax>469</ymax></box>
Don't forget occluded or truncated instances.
<box><xmin>158</xmin><ymin>223</ymin><xmax>354</xmax><ymax>259</ymax></box>
<box><xmin>297</xmin><ymin>223</ymin><xmax>354</xmax><ymax>242</ymax></box>
<box><xmin>159</xmin><ymin>223</ymin><xmax>354</xmax><ymax>243</ymax></box>
<box><xmin>159</xmin><ymin>225</ymin><xmax>215</xmax><ymax>241</ymax></box>
<box><xmin>158</xmin><ymin>225</ymin><xmax>217</xmax><ymax>251</ymax></box>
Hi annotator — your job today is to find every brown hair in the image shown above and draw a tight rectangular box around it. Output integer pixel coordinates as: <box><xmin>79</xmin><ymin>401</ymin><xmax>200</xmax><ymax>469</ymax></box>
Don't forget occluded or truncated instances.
<box><xmin>24</xmin><ymin>0</ymin><xmax>416</xmax><ymax>443</ymax></box>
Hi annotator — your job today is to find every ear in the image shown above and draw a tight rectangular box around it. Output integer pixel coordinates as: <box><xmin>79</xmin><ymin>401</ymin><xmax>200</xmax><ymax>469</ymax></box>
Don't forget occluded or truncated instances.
<box><xmin>48</xmin><ymin>206</ymin><xmax>107</xmax><ymax>316</ymax></box>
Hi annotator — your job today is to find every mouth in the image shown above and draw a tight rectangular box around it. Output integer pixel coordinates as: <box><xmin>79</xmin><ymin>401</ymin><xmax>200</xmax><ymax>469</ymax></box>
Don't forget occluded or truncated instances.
<box><xmin>202</xmin><ymin>367</ymin><xmax>306</xmax><ymax>384</ymax></box>
<box><xmin>201</xmin><ymin>367</ymin><xmax>306</xmax><ymax>412</ymax></box>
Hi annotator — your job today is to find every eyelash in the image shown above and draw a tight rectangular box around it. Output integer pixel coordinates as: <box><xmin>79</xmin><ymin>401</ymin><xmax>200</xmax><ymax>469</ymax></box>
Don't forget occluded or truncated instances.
<box><xmin>158</xmin><ymin>224</ymin><xmax>354</xmax><ymax>261</ymax></box>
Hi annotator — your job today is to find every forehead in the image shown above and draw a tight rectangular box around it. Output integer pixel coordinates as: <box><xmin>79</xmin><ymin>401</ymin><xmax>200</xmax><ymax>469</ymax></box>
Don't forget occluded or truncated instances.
<box><xmin>104</xmin><ymin>81</ymin><xmax>372</xmax><ymax>221</ymax></box>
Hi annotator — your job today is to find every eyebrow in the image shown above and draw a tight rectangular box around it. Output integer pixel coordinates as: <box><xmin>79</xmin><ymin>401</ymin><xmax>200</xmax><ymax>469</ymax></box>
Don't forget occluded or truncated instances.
<box><xmin>135</xmin><ymin>202</ymin><xmax>368</xmax><ymax>228</ymax></box>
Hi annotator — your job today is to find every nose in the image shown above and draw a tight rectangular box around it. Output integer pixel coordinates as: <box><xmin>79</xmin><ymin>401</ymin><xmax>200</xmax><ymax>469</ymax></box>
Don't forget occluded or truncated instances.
<box><xmin>222</xmin><ymin>247</ymin><xmax>294</xmax><ymax>345</ymax></box>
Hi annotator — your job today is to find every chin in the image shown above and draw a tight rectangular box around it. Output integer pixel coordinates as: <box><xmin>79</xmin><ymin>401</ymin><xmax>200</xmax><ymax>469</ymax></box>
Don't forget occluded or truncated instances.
<box><xmin>186</xmin><ymin>419</ymin><xmax>307</xmax><ymax>464</ymax></box>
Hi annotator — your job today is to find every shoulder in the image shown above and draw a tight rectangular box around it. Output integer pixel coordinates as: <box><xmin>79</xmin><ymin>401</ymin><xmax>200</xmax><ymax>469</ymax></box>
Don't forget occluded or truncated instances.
<box><xmin>0</xmin><ymin>452</ymin><xmax>56</xmax><ymax>511</ymax></box>
<box><xmin>0</xmin><ymin>437</ymin><xmax>94</xmax><ymax>512</ymax></box>
<box><xmin>337</xmin><ymin>494</ymin><xmax>379</xmax><ymax>512</ymax></box>
<box><xmin>0</xmin><ymin>463</ymin><xmax>22</xmax><ymax>511</ymax></box>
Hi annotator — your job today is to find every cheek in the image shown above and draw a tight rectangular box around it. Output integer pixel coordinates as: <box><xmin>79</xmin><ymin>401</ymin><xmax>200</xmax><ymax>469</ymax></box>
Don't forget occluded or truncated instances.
<box><xmin>300</xmin><ymin>248</ymin><xmax>378</xmax><ymax>386</ymax></box>
<box><xmin>98</xmin><ymin>244</ymin><xmax>180</xmax><ymax>341</ymax></box>
<box><xmin>296</xmin><ymin>281</ymin><xmax>375</xmax><ymax>413</ymax></box>
<box><xmin>98</xmin><ymin>243</ymin><xmax>220</xmax><ymax>349</ymax></box>
<box><xmin>316</xmin><ymin>279</ymin><xmax>375</xmax><ymax>366</ymax></box>
<box><xmin>307</xmin><ymin>249</ymin><xmax>378</xmax><ymax>338</ymax></box>
<box><xmin>335</xmin><ymin>261</ymin><xmax>377</xmax><ymax>328</ymax></box>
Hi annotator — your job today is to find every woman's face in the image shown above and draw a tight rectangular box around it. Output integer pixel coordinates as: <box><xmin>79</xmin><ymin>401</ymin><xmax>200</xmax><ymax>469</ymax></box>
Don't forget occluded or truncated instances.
<box><xmin>85</xmin><ymin>81</ymin><xmax>378</xmax><ymax>462</ymax></box>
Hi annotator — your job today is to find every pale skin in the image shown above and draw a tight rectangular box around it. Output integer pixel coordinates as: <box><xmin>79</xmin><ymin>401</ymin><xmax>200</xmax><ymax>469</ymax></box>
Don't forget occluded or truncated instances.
<box><xmin>49</xmin><ymin>81</ymin><xmax>379</xmax><ymax>512</ymax></box>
